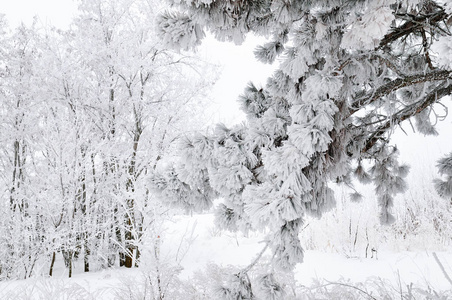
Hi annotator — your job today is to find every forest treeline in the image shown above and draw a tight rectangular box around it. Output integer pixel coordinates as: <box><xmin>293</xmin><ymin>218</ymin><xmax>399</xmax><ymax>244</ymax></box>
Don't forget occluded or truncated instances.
<box><xmin>0</xmin><ymin>0</ymin><xmax>214</xmax><ymax>279</ymax></box>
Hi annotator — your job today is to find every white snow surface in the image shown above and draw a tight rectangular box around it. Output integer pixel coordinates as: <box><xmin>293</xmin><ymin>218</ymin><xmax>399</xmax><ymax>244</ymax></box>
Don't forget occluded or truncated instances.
<box><xmin>0</xmin><ymin>213</ymin><xmax>451</xmax><ymax>299</ymax></box>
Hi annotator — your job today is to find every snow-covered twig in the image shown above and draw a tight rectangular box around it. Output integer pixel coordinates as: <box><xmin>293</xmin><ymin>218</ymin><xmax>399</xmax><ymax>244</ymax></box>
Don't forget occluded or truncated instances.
<box><xmin>322</xmin><ymin>280</ymin><xmax>378</xmax><ymax>300</ymax></box>
<box><xmin>240</xmin><ymin>241</ymin><xmax>269</xmax><ymax>275</ymax></box>
<box><xmin>433</xmin><ymin>252</ymin><xmax>452</xmax><ymax>286</ymax></box>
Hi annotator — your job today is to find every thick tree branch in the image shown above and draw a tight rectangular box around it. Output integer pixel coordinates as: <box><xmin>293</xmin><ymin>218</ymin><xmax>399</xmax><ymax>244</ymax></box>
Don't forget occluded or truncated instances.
<box><xmin>350</xmin><ymin>70</ymin><xmax>452</xmax><ymax>114</ymax></box>
<box><xmin>378</xmin><ymin>10</ymin><xmax>447</xmax><ymax>49</ymax></box>
<box><xmin>362</xmin><ymin>82</ymin><xmax>452</xmax><ymax>153</ymax></box>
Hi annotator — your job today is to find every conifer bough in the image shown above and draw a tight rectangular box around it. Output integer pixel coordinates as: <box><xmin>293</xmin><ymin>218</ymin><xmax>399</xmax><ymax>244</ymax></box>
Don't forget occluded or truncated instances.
<box><xmin>156</xmin><ymin>0</ymin><xmax>452</xmax><ymax>272</ymax></box>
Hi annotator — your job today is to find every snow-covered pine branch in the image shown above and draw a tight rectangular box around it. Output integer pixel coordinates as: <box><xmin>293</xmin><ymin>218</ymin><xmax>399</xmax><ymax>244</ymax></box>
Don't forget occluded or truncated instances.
<box><xmin>434</xmin><ymin>152</ymin><xmax>452</xmax><ymax>200</ymax></box>
<box><xmin>159</xmin><ymin>0</ymin><xmax>452</xmax><ymax>276</ymax></box>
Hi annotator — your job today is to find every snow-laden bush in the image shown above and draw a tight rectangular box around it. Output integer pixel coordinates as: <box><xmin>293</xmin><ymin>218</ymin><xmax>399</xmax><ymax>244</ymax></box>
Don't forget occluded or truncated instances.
<box><xmin>297</xmin><ymin>276</ymin><xmax>452</xmax><ymax>300</ymax></box>
<box><xmin>175</xmin><ymin>261</ymin><xmax>452</xmax><ymax>300</ymax></box>
<box><xmin>300</xmin><ymin>177</ymin><xmax>452</xmax><ymax>256</ymax></box>
<box><xmin>112</xmin><ymin>214</ymin><xmax>199</xmax><ymax>300</ymax></box>
<box><xmin>0</xmin><ymin>278</ymin><xmax>104</xmax><ymax>300</ymax></box>
<box><xmin>434</xmin><ymin>152</ymin><xmax>452</xmax><ymax>200</ymax></box>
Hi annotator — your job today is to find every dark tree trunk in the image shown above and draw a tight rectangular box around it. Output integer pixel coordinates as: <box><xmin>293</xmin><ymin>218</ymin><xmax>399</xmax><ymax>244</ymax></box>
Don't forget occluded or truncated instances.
<box><xmin>49</xmin><ymin>252</ymin><xmax>56</xmax><ymax>276</ymax></box>
<box><xmin>125</xmin><ymin>253</ymin><xmax>133</xmax><ymax>268</ymax></box>
<box><xmin>118</xmin><ymin>253</ymin><xmax>126</xmax><ymax>267</ymax></box>
<box><xmin>84</xmin><ymin>238</ymin><xmax>90</xmax><ymax>272</ymax></box>
<box><xmin>68</xmin><ymin>255</ymin><xmax>73</xmax><ymax>278</ymax></box>
<box><xmin>77</xmin><ymin>146</ymin><xmax>90</xmax><ymax>273</ymax></box>
<box><xmin>62</xmin><ymin>250</ymin><xmax>73</xmax><ymax>278</ymax></box>
<box><xmin>135</xmin><ymin>248</ymin><xmax>140</xmax><ymax>268</ymax></box>
<box><xmin>114</xmin><ymin>209</ymin><xmax>126</xmax><ymax>267</ymax></box>
<box><xmin>124</xmin><ymin>214</ymin><xmax>134</xmax><ymax>268</ymax></box>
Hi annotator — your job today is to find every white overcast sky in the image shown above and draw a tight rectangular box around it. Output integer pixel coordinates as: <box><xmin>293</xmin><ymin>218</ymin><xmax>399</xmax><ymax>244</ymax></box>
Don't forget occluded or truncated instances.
<box><xmin>0</xmin><ymin>0</ymin><xmax>275</xmax><ymax>127</ymax></box>
<box><xmin>0</xmin><ymin>0</ymin><xmax>77</xmax><ymax>29</ymax></box>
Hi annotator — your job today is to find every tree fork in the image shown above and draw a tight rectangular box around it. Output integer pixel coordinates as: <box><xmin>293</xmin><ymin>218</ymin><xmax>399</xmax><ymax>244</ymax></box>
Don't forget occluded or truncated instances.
<box><xmin>349</xmin><ymin>70</ymin><xmax>452</xmax><ymax>114</ymax></box>
<box><xmin>362</xmin><ymin>83</ymin><xmax>452</xmax><ymax>153</ymax></box>
<box><xmin>379</xmin><ymin>9</ymin><xmax>447</xmax><ymax>49</ymax></box>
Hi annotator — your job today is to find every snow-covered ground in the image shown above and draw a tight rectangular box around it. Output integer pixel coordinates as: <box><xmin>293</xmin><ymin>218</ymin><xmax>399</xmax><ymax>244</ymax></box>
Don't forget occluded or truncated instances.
<box><xmin>1</xmin><ymin>213</ymin><xmax>451</xmax><ymax>299</ymax></box>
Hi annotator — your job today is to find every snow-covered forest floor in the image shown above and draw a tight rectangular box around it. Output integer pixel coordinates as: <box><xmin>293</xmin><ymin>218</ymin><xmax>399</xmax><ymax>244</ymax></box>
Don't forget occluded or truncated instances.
<box><xmin>0</xmin><ymin>212</ymin><xmax>451</xmax><ymax>299</ymax></box>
